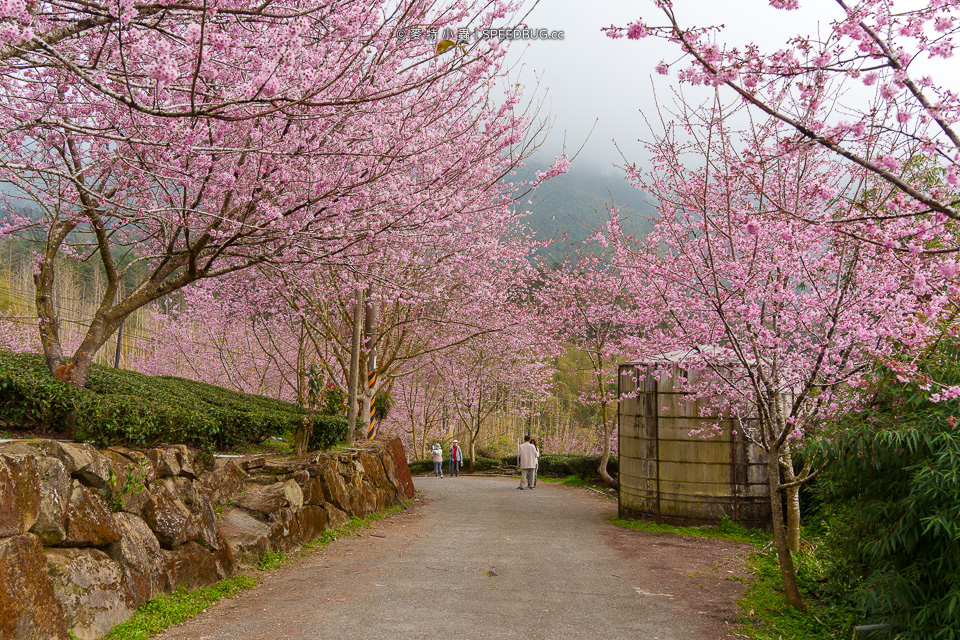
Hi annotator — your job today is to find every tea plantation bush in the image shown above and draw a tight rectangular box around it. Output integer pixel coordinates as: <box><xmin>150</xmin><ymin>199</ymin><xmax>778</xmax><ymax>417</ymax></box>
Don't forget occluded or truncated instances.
<box><xmin>0</xmin><ymin>351</ymin><xmax>344</xmax><ymax>451</ymax></box>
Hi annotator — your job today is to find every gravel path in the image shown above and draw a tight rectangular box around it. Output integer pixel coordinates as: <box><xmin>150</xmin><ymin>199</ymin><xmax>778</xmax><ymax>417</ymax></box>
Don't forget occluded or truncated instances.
<box><xmin>156</xmin><ymin>475</ymin><xmax>752</xmax><ymax>640</ymax></box>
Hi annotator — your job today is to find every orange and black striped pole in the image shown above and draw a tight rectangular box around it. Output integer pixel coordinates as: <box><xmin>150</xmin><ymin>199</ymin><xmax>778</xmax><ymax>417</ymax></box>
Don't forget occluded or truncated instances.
<box><xmin>364</xmin><ymin>298</ymin><xmax>379</xmax><ymax>440</ymax></box>
<box><xmin>366</xmin><ymin>368</ymin><xmax>378</xmax><ymax>440</ymax></box>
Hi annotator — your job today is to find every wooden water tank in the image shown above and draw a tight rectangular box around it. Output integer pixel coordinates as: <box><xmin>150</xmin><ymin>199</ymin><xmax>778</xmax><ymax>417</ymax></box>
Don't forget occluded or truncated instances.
<box><xmin>618</xmin><ymin>360</ymin><xmax>770</xmax><ymax>528</ymax></box>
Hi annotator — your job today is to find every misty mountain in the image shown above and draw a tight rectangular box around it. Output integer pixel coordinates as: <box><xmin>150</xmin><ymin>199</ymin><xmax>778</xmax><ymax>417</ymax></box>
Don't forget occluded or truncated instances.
<box><xmin>515</xmin><ymin>159</ymin><xmax>656</xmax><ymax>254</ymax></box>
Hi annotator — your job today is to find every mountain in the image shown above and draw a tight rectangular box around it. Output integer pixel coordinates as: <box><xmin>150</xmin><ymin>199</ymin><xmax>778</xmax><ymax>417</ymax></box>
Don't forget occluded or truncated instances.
<box><xmin>514</xmin><ymin>159</ymin><xmax>656</xmax><ymax>255</ymax></box>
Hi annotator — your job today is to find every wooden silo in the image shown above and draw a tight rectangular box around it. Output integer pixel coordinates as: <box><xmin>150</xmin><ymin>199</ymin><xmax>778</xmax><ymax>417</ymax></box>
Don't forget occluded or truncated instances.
<box><xmin>618</xmin><ymin>355</ymin><xmax>770</xmax><ymax>528</ymax></box>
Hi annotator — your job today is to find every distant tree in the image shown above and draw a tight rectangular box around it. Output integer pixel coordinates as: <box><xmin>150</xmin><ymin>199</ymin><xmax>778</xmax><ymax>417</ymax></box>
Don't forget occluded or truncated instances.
<box><xmin>536</xmin><ymin>230</ymin><xmax>630</xmax><ymax>488</ymax></box>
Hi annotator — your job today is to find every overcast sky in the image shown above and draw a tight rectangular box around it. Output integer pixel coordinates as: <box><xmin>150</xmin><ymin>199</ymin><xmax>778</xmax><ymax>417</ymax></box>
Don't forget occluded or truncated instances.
<box><xmin>503</xmin><ymin>0</ymin><xmax>841</xmax><ymax>171</ymax></box>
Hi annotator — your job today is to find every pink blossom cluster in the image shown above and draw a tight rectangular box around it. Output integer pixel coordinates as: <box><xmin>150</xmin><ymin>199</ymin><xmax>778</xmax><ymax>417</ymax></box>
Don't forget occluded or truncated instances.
<box><xmin>607</xmin><ymin>0</ymin><xmax>960</xmax><ymax>249</ymax></box>
<box><xmin>592</xmin><ymin>104</ymin><xmax>955</xmax><ymax>452</ymax></box>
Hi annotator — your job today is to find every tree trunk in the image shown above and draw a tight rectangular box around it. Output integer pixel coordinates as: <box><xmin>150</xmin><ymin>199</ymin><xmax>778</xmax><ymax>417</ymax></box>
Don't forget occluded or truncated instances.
<box><xmin>597</xmin><ymin>398</ymin><xmax>619</xmax><ymax>489</ymax></box>
<box><xmin>767</xmin><ymin>447</ymin><xmax>806</xmax><ymax>610</ymax></box>
<box><xmin>345</xmin><ymin>288</ymin><xmax>365</xmax><ymax>446</ymax></box>
<box><xmin>54</xmin><ymin>310</ymin><xmax>125</xmax><ymax>388</ymax></box>
<box><xmin>294</xmin><ymin>416</ymin><xmax>313</xmax><ymax>458</ymax></box>
<box><xmin>781</xmin><ymin>447</ymin><xmax>802</xmax><ymax>553</ymax></box>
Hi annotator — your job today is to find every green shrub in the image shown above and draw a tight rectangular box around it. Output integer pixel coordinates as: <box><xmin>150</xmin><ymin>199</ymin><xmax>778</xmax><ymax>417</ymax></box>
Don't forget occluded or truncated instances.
<box><xmin>0</xmin><ymin>351</ymin><xmax>343</xmax><ymax>451</ymax></box>
<box><xmin>407</xmin><ymin>459</ymin><xmax>434</xmax><ymax>475</ymax></box>
<box><xmin>469</xmin><ymin>456</ymin><xmax>500</xmax><ymax>471</ymax></box>
<box><xmin>811</xmin><ymin>342</ymin><xmax>960</xmax><ymax>638</ymax></box>
<box><xmin>408</xmin><ymin>455</ymin><xmax>499</xmax><ymax>474</ymax></box>
<box><xmin>307</xmin><ymin>415</ymin><xmax>349</xmax><ymax>451</ymax></box>
<box><xmin>501</xmin><ymin>454</ymin><xmax>618</xmax><ymax>481</ymax></box>
<box><xmin>0</xmin><ymin>352</ymin><xmax>84</xmax><ymax>431</ymax></box>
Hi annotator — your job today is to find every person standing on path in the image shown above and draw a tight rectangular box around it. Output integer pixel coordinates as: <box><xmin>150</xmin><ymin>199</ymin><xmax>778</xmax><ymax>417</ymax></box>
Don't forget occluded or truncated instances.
<box><xmin>449</xmin><ymin>440</ymin><xmax>463</xmax><ymax>477</ymax></box>
<box><xmin>518</xmin><ymin>435</ymin><xmax>538</xmax><ymax>490</ymax></box>
<box><xmin>530</xmin><ymin>438</ymin><xmax>540</xmax><ymax>487</ymax></box>
<box><xmin>432</xmin><ymin>443</ymin><xmax>444</xmax><ymax>478</ymax></box>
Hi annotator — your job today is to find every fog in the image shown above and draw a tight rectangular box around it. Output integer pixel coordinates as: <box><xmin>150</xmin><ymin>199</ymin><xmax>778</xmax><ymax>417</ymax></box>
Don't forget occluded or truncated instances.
<box><xmin>504</xmin><ymin>0</ymin><xmax>841</xmax><ymax>172</ymax></box>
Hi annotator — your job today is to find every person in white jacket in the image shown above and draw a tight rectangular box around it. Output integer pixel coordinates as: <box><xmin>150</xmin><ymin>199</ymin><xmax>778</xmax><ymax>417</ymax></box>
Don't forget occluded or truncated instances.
<box><xmin>517</xmin><ymin>435</ymin><xmax>538</xmax><ymax>490</ymax></box>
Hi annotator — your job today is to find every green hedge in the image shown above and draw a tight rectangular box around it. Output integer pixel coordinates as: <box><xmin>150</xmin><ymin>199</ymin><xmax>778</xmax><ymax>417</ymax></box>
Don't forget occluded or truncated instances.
<box><xmin>500</xmin><ymin>454</ymin><xmax>618</xmax><ymax>481</ymax></box>
<box><xmin>408</xmin><ymin>453</ymin><xmax>618</xmax><ymax>478</ymax></box>
<box><xmin>308</xmin><ymin>415</ymin><xmax>350</xmax><ymax>451</ymax></box>
<box><xmin>408</xmin><ymin>455</ymin><xmax>500</xmax><ymax>475</ymax></box>
<box><xmin>0</xmin><ymin>351</ymin><xmax>344</xmax><ymax>451</ymax></box>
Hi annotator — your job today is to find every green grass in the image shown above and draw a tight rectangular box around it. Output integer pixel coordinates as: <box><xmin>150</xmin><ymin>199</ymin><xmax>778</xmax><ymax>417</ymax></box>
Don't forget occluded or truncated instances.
<box><xmin>557</xmin><ymin>474</ymin><xmax>589</xmax><ymax>487</ymax></box>
<box><xmin>101</xmin><ymin>502</ymin><xmax>411</xmax><ymax>640</ymax></box>
<box><xmin>539</xmin><ymin>473</ymin><xmax>616</xmax><ymax>494</ymax></box>
<box><xmin>610</xmin><ymin>517</ymin><xmax>855</xmax><ymax>639</ymax></box>
<box><xmin>230</xmin><ymin>433</ymin><xmax>295</xmax><ymax>456</ymax></box>
<box><xmin>256</xmin><ymin>550</ymin><xmax>290</xmax><ymax>570</ymax></box>
<box><xmin>736</xmin><ymin>549</ymin><xmax>856</xmax><ymax>640</ymax></box>
<box><xmin>609</xmin><ymin>515</ymin><xmax>769</xmax><ymax>547</ymax></box>
<box><xmin>101</xmin><ymin>574</ymin><xmax>256</xmax><ymax>640</ymax></box>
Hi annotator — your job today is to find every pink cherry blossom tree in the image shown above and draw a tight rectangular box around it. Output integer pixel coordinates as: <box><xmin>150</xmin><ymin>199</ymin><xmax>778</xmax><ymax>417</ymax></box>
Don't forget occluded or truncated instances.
<box><xmin>535</xmin><ymin>234</ymin><xmax>631</xmax><ymax>488</ymax></box>
<box><xmin>602</xmin><ymin>103</ymin><xmax>952</xmax><ymax>609</ymax></box>
<box><xmin>606</xmin><ymin>0</ymin><xmax>960</xmax><ymax>261</ymax></box>
<box><xmin>0</xmin><ymin>0</ymin><xmax>541</xmax><ymax>388</ymax></box>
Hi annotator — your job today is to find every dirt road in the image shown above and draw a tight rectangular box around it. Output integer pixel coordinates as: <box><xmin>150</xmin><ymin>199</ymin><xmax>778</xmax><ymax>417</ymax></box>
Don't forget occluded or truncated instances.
<box><xmin>157</xmin><ymin>476</ymin><xmax>753</xmax><ymax>640</ymax></box>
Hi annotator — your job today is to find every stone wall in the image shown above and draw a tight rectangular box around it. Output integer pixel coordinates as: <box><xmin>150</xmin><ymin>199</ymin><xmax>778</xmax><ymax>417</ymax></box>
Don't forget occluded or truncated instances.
<box><xmin>0</xmin><ymin>438</ymin><xmax>414</xmax><ymax>640</ymax></box>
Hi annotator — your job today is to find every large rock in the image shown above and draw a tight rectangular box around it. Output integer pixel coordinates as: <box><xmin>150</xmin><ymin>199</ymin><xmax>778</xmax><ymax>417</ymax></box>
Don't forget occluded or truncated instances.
<box><xmin>322</xmin><ymin>503</ymin><xmax>351</xmax><ymax>530</ymax></box>
<box><xmin>268</xmin><ymin>508</ymin><xmax>303</xmax><ymax>554</ymax></box>
<box><xmin>260</xmin><ymin>459</ymin><xmax>310</xmax><ymax>476</ymax></box>
<box><xmin>162</xmin><ymin>476</ymin><xmax>197</xmax><ymax>507</ymax></box>
<box><xmin>385</xmin><ymin>437</ymin><xmax>416</xmax><ymax>499</ymax></box>
<box><xmin>234</xmin><ymin>480</ymin><xmax>303</xmax><ymax>520</ymax></box>
<box><xmin>302</xmin><ymin>476</ymin><xmax>326</xmax><ymax>506</ymax></box>
<box><xmin>101</xmin><ymin>450</ymin><xmax>153</xmax><ymax>515</ymax></box>
<box><xmin>64</xmin><ymin>481</ymin><xmax>121</xmax><ymax>547</ymax></box>
<box><xmin>350</xmin><ymin>484</ymin><xmax>379</xmax><ymax>518</ymax></box>
<box><xmin>212</xmin><ymin>527</ymin><xmax>237</xmax><ymax>580</ymax></box>
<box><xmin>218</xmin><ymin>507</ymin><xmax>271</xmax><ymax>566</ymax></box>
<box><xmin>142</xmin><ymin>484</ymin><xmax>197</xmax><ymax>550</ymax></box>
<box><xmin>45</xmin><ymin>548</ymin><xmax>133</xmax><ymax>640</ymax></box>
<box><xmin>0</xmin><ymin>453</ymin><xmax>41</xmax><ymax>537</ymax></box>
<box><xmin>313</xmin><ymin>458</ymin><xmax>351</xmax><ymax>514</ymax></box>
<box><xmin>237</xmin><ymin>455</ymin><xmax>266</xmax><ymax>472</ymax></box>
<box><xmin>31</xmin><ymin>441</ymin><xmax>111</xmax><ymax>489</ymax></box>
<box><xmin>296</xmin><ymin>505</ymin><xmax>329</xmax><ymax>543</ymax></box>
<box><xmin>358</xmin><ymin>452</ymin><xmax>389</xmax><ymax>489</ymax></box>
<box><xmin>0</xmin><ymin>534</ymin><xmax>69</xmax><ymax>640</ymax></box>
<box><xmin>144</xmin><ymin>448</ymin><xmax>180</xmax><ymax>478</ymax></box>
<box><xmin>105</xmin><ymin>447</ymin><xmax>157</xmax><ymax>484</ymax></box>
<box><xmin>291</xmin><ymin>469</ymin><xmax>311</xmax><ymax>490</ymax></box>
<box><xmin>105</xmin><ymin>513</ymin><xmax>164</xmax><ymax>608</ymax></box>
<box><xmin>30</xmin><ymin>456</ymin><xmax>72</xmax><ymax>546</ymax></box>
<box><xmin>190</xmin><ymin>493</ymin><xmax>221</xmax><ymax>551</ymax></box>
<box><xmin>337</xmin><ymin>458</ymin><xmax>378</xmax><ymax>517</ymax></box>
<box><xmin>200</xmin><ymin>460</ymin><xmax>247</xmax><ymax>506</ymax></box>
<box><xmin>161</xmin><ymin>542</ymin><xmax>219</xmax><ymax>592</ymax></box>
<box><xmin>169</xmin><ymin>445</ymin><xmax>197</xmax><ymax>480</ymax></box>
